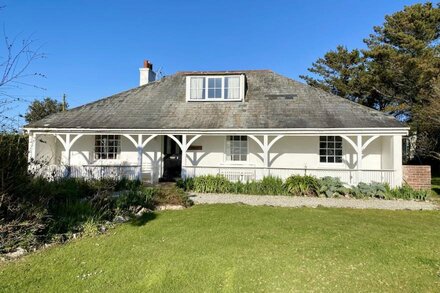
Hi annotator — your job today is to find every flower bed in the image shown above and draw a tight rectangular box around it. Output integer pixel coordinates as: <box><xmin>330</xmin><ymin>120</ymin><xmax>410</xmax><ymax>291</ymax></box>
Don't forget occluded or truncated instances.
<box><xmin>177</xmin><ymin>175</ymin><xmax>430</xmax><ymax>201</ymax></box>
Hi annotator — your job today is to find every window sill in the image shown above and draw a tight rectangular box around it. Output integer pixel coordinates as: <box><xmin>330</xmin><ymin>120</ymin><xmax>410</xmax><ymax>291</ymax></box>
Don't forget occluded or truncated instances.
<box><xmin>92</xmin><ymin>159</ymin><xmax>123</xmax><ymax>164</ymax></box>
<box><xmin>187</xmin><ymin>98</ymin><xmax>243</xmax><ymax>102</ymax></box>
<box><xmin>221</xmin><ymin>162</ymin><xmax>254</xmax><ymax>166</ymax></box>
<box><xmin>317</xmin><ymin>162</ymin><xmax>346</xmax><ymax>168</ymax></box>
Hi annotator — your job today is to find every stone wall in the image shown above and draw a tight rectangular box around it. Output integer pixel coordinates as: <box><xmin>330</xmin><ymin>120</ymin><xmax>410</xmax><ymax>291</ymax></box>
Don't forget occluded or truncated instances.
<box><xmin>402</xmin><ymin>165</ymin><xmax>431</xmax><ymax>190</ymax></box>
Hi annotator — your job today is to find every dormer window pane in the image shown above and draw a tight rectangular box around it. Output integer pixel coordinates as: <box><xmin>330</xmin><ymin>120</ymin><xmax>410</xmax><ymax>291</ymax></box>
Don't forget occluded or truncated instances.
<box><xmin>225</xmin><ymin>76</ymin><xmax>240</xmax><ymax>100</ymax></box>
<box><xmin>190</xmin><ymin>77</ymin><xmax>205</xmax><ymax>100</ymax></box>
<box><xmin>207</xmin><ymin>77</ymin><xmax>222</xmax><ymax>99</ymax></box>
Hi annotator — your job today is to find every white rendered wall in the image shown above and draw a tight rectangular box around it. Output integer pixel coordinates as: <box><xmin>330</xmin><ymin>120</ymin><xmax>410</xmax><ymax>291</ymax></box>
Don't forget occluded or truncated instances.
<box><xmin>186</xmin><ymin>136</ymin><xmax>386</xmax><ymax>170</ymax></box>
<box><xmin>34</xmin><ymin>134</ymin><xmax>57</xmax><ymax>164</ymax></box>
<box><xmin>381</xmin><ymin>136</ymin><xmax>393</xmax><ymax>169</ymax></box>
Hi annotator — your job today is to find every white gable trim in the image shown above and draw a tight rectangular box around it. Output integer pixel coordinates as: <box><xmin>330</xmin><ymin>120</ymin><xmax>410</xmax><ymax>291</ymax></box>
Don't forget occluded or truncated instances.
<box><xmin>25</xmin><ymin>127</ymin><xmax>409</xmax><ymax>136</ymax></box>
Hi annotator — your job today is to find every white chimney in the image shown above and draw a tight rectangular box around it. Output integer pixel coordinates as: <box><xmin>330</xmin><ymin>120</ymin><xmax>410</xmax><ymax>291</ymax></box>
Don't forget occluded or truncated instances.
<box><xmin>139</xmin><ymin>60</ymin><xmax>156</xmax><ymax>86</ymax></box>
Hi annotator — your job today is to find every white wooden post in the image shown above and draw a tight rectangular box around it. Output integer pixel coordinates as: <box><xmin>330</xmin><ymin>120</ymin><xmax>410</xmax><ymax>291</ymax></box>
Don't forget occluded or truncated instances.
<box><xmin>263</xmin><ymin>135</ymin><xmax>269</xmax><ymax>177</ymax></box>
<box><xmin>65</xmin><ymin>134</ymin><xmax>71</xmax><ymax>177</ymax></box>
<box><xmin>28</xmin><ymin>132</ymin><xmax>36</xmax><ymax>163</ymax></box>
<box><xmin>181</xmin><ymin>135</ymin><xmax>187</xmax><ymax>179</ymax></box>
<box><xmin>27</xmin><ymin>132</ymin><xmax>37</xmax><ymax>176</ymax></box>
<box><xmin>248</xmin><ymin>135</ymin><xmax>284</xmax><ymax>180</ymax></box>
<box><xmin>392</xmin><ymin>135</ymin><xmax>403</xmax><ymax>187</ymax></box>
<box><xmin>356</xmin><ymin>135</ymin><xmax>362</xmax><ymax>184</ymax></box>
<box><xmin>137</xmin><ymin>134</ymin><xmax>143</xmax><ymax>181</ymax></box>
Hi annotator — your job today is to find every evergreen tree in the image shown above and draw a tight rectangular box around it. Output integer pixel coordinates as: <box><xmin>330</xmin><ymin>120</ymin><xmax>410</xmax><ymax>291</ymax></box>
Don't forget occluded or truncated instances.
<box><xmin>25</xmin><ymin>97</ymin><xmax>67</xmax><ymax>123</ymax></box>
<box><xmin>301</xmin><ymin>2</ymin><xmax>440</xmax><ymax>121</ymax></box>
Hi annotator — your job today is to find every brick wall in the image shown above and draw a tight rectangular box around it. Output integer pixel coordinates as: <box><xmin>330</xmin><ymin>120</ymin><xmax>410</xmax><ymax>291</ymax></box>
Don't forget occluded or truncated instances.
<box><xmin>402</xmin><ymin>165</ymin><xmax>431</xmax><ymax>190</ymax></box>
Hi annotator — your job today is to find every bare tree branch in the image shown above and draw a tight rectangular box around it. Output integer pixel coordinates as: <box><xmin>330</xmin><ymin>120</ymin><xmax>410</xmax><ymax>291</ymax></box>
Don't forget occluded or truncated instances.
<box><xmin>0</xmin><ymin>11</ymin><xmax>46</xmax><ymax>131</ymax></box>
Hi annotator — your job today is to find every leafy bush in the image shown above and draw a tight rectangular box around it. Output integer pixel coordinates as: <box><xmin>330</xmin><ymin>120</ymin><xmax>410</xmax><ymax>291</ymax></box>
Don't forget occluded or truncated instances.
<box><xmin>284</xmin><ymin>175</ymin><xmax>319</xmax><ymax>196</ymax></box>
<box><xmin>317</xmin><ymin>177</ymin><xmax>350</xmax><ymax>198</ymax></box>
<box><xmin>80</xmin><ymin>218</ymin><xmax>100</xmax><ymax>237</ymax></box>
<box><xmin>115</xmin><ymin>187</ymin><xmax>157</xmax><ymax>211</ymax></box>
<box><xmin>260</xmin><ymin>176</ymin><xmax>285</xmax><ymax>195</ymax></box>
<box><xmin>176</xmin><ymin>177</ymin><xmax>194</xmax><ymax>191</ymax></box>
<box><xmin>1</xmin><ymin>174</ymin><xmax>167</xmax><ymax>254</ymax></box>
<box><xmin>179</xmin><ymin>175</ymin><xmax>430</xmax><ymax>202</ymax></box>
<box><xmin>182</xmin><ymin>175</ymin><xmax>286</xmax><ymax>195</ymax></box>
<box><xmin>350</xmin><ymin>182</ymin><xmax>389</xmax><ymax>199</ymax></box>
<box><xmin>349</xmin><ymin>182</ymin><xmax>429</xmax><ymax>200</ymax></box>
<box><xmin>192</xmin><ymin>175</ymin><xmax>232</xmax><ymax>193</ymax></box>
<box><xmin>153</xmin><ymin>185</ymin><xmax>193</xmax><ymax>207</ymax></box>
<box><xmin>386</xmin><ymin>185</ymin><xmax>430</xmax><ymax>201</ymax></box>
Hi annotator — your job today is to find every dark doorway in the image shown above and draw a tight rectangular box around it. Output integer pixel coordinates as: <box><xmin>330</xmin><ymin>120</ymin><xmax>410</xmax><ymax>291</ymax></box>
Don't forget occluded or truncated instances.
<box><xmin>161</xmin><ymin>135</ymin><xmax>182</xmax><ymax>181</ymax></box>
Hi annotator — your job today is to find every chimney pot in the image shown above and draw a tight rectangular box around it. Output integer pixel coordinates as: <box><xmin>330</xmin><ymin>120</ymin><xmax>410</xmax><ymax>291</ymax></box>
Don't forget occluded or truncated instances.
<box><xmin>143</xmin><ymin>60</ymin><xmax>153</xmax><ymax>69</ymax></box>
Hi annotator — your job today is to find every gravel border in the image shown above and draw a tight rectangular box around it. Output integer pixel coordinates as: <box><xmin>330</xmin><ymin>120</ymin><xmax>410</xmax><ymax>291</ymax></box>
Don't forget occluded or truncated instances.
<box><xmin>190</xmin><ymin>193</ymin><xmax>438</xmax><ymax>211</ymax></box>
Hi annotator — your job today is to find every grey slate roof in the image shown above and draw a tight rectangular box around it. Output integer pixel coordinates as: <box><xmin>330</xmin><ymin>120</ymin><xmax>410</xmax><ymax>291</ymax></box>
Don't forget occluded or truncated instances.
<box><xmin>26</xmin><ymin>70</ymin><xmax>404</xmax><ymax>129</ymax></box>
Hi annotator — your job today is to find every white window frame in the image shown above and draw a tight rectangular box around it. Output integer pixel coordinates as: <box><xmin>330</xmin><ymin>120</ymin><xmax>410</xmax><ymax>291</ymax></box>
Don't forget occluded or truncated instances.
<box><xmin>224</xmin><ymin>135</ymin><xmax>249</xmax><ymax>163</ymax></box>
<box><xmin>206</xmin><ymin>76</ymin><xmax>223</xmax><ymax>99</ymax></box>
<box><xmin>186</xmin><ymin>74</ymin><xmax>245</xmax><ymax>102</ymax></box>
<box><xmin>189</xmin><ymin>76</ymin><xmax>205</xmax><ymax>100</ymax></box>
<box><xmin>94</xmin><ymin>135</ymin><xmax>121</xmax><ymax>160</ymax></box>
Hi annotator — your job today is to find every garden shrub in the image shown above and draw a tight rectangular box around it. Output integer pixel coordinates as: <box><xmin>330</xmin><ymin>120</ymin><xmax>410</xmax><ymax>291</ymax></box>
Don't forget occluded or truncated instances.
<box><xmin>350</xmin><ymin>182</ymin><xmax>389</xmax><ymax>199</ymax></box>
<box><xmin>192</xmin><ymin>175</ymin><xmax>231</xmax><ymax>193</ymax></box>
<box><xmin>184</xmin><ymin>175</ymin><xmax>286</xmax><ymax>195</ymax></box>
<box><xmin>176</xmin><ymin>177</ymin><xmax>194</xmax><ymax>191</ymax></box>
<box><xmin>178</xmin><ymin>174</ymin><xmax>430</xmax><ymax>202</ymax></box>
<box><xmin>317</xmin><ymin>176</ymin><xmax>350</xmax><ymax>198</ymax></box>
<box><xmin>386</xmin><ymin>185</ymin><xmax>429</xmax><ymax>201</ymax></box>
<box><xmin>1</xmin><ymin>175</ymin><xmax>168</xmax><ymax>254</ymax></box>
<box><xmin>260</xmin><ymin>176</ymin><xmax>285</xmax><ymax>195</ymax></box>
<box><xmin>115</xmin><ymin>187</ymin><xmax>157</xmax><ymax>211</ymax></box>
<box><xmin>80</xmin><ymin>218</ymin><xmax>100</xmax><ymax>237</ymax></box>
<box><xmin>153</xmin><ymin>185</ymin><xmax>193</xmax><ymax>207</ymax></box>
<box><xmin>284</xmin><ymin>175</ymin><xmax>319</xmax><ymax>196</ymax></box>
<box><xmin>349</xmin><ymin>182</ymin><xmax>429</xmax><ymax>200</ymax></box>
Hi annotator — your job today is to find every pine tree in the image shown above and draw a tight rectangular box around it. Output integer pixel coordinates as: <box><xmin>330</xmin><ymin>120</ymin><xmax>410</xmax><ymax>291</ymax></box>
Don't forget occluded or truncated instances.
<box><xmin>301</xmin><ymin>2</ymin><xmax>440</xmax><ymax>122</ymax></box>
<box><xmin>25</xmin><ymin>97</ymin><xmax>67</xmax><ymax>123</ymax></box>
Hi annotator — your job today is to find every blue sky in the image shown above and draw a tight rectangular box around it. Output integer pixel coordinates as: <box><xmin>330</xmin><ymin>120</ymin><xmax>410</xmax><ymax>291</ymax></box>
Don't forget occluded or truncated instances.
<box><xmin>1</xmin><ymin>0</ymin><xmax>423</xmax><ymax>126</ymax></box>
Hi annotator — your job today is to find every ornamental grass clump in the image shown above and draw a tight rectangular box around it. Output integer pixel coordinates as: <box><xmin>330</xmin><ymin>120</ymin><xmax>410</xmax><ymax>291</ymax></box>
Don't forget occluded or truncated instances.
<box><xmin>284</xmin><ymin>175</ymin><xmax>319</xmax><ymax>196</ymax></box>
<box><xmin>260</xmin><ymin>176</ymin><xmax>286</xmax><ymax>195</ymax></box>
<box><xmin>192</xmin><ymin>175</ymin><xmax>232</xmax><ymax>193</ymax></box>
<box><xmin>386</xmin><ymin>185</ymin><xmax>429</xmax><ymax>201</ymax></box>
<box><xmin>115</xmin><ymin>187</ymin><xmax>157</xmax><ymax>211</ymax></box>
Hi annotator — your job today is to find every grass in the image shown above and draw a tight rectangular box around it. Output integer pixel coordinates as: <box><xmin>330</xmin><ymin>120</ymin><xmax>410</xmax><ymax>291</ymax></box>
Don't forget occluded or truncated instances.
<box><xmin>432</xmin><ymin>174</ymin><xmax>440</xmax><ymax>196</ymax></box>
<box><xmin>1</xmin><ymin>205</ymin><xmax>440</xmax><ymax>292</ymax></box>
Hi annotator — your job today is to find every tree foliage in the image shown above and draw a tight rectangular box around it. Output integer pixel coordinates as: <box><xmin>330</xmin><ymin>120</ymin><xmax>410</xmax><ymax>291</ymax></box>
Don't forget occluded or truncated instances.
<box><xmin>301</xmin><ymin>2</ymin><xmax>440</xmax><ymax>160</ymax></box>
<box><xmin>301</xmin><ymin>2</ymin><xmax>440</xmax><ymax>119</ymax></box>
<box><xmin>414</xmin><ymin>78</ymin><xmax>440</xmax><ymax>160</ymax></box>
<box><xmin>24</xmin><ymin>97</ymin><xmax>66</xmax><ymax>123</ymax></box>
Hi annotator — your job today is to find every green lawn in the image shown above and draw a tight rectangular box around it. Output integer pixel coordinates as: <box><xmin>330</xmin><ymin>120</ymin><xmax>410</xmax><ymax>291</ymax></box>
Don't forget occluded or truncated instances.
<box><xmin>433</xmin><ymin>175</ymin><xmax>440</xmax><ymax>196</ymax></box>
<box><xmin>1</xmin><ymin>205</ymin><xmax>440</xmax><ymax>292</ymax></box>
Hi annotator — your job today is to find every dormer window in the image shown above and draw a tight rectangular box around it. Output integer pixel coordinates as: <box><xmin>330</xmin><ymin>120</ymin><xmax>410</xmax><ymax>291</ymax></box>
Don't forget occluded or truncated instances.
<box><xmin>186</xmin><ymin>75</ymin><xmax>245</xmax><ymax>101</ymax></box>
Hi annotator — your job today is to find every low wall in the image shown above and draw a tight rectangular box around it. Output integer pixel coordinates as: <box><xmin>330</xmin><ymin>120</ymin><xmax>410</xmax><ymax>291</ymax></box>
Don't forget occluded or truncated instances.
<box><xmin>402</xmin><ymin>165</ymin><xmax>431</xmax><ymax>190</ymax></box>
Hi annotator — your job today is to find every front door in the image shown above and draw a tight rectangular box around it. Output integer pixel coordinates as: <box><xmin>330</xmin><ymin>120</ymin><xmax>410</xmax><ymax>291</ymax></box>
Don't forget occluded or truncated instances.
<box><xmin>162</xmin><ymin>136</ymin><xmax>182</xmax><ymax>181</ymax></box>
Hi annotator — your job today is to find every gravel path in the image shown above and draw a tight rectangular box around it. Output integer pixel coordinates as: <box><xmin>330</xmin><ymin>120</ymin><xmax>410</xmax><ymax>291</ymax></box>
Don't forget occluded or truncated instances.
<box><xmin>190</xmin><ymin>193</ymin><xmax>438</xmax><ymax>211</ymax></box>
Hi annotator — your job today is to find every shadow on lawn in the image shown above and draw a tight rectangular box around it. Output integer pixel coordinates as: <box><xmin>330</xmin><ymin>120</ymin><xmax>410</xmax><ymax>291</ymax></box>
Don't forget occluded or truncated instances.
<box><xmin>130</xmin><ymin>212</ymin><xmax>157</xmax><ymax>226</ymax></box>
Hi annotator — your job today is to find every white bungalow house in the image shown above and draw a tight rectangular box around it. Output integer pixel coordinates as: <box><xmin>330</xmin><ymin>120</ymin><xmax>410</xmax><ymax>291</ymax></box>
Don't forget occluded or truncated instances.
<box><xmin>25</xmin><ymin>61</ymin><xmax>409</xmax><ymax>186</ymax></box>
